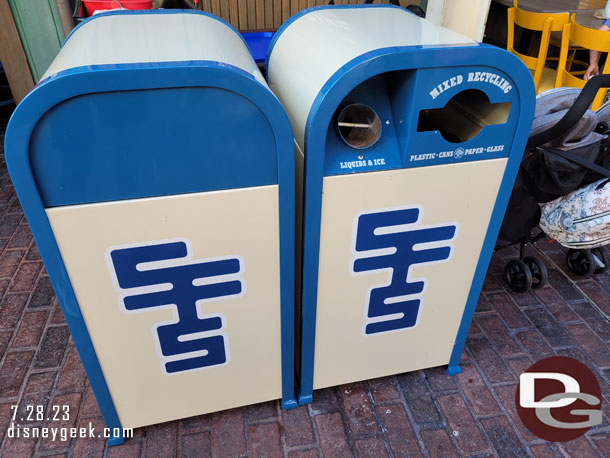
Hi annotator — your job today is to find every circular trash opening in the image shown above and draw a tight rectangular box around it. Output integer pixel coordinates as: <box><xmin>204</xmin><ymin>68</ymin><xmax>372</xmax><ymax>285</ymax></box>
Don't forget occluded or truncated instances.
<box><xmin>336</xmin><ymin>103</ymin><xmax>382</xmax><ymax>149</ymax></box>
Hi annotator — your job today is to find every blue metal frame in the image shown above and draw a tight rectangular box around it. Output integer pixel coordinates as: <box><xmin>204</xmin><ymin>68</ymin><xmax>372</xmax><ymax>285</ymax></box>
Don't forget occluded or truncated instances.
<box><xmin>5</xmin><ymin>58</ymin><xmax>297</xmax><ymax>445</ymax></box>
<box><xmin>285</xmin><ymin>44</ymin><xmax>535</xmax><ymax>404</ymax></box>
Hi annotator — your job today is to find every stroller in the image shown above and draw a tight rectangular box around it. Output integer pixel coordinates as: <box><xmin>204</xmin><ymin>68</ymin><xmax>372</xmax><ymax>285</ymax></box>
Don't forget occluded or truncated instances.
<box><xmin>497</xmin><ymin>75</ymin><xmax>610</xmax><ymax>293</ymax></box>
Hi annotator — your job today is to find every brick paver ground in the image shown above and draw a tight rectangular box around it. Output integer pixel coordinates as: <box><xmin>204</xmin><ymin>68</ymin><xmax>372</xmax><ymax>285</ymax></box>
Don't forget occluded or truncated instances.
<box><xmin>0</xmin><ymin>109</ymin><xmax>609</xmax><ymax>457</ymax></box>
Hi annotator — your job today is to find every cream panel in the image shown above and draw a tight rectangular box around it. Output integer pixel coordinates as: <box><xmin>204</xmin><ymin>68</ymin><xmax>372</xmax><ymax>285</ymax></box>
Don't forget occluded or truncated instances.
<box><xmin>47</xmin><ymin>186</ymin><xmax>282</xmax><ymax>428</ymax></box>
<box><xmin>43</xmin><ymin>13</ymin><xmax>267</xmax><ymax>87</ymax></box>
<box><xmin>313</xmin><ymin>160</ymin><xmax>507</xmax><ymax>389</ymax></box>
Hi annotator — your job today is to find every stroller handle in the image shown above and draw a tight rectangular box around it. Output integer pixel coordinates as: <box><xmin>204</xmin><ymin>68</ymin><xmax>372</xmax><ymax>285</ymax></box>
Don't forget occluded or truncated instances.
<box><xmin>527</xmin><ymin>74</ymin><xmax>610</xmax><ymax>149</ymax></box>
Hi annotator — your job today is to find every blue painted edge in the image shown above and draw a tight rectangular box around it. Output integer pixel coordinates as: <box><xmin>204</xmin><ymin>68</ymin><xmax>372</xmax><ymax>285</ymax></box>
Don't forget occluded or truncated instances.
<box><xmin>265</xmin><ymin>3</ymin><xmax>405</xmax><ymax>74</ymax></box>
<box><xmin>446</xmin><ymin>365</ymin><xmax>462</xmax><ymax>376</ymax></box>
<box><xmin>296</xmin><ymin>44</ymin><xmax>535</xmax><ymax>403</ymax></box>
<box><xmin>63</xmin><ymin>8</ymin><xmax>250</xmax><ymax>51</ymax></box>
<box><xmin>4</xmin><ymin>60</ymin><xmax>296</xmax><ymax>437</ymax></box>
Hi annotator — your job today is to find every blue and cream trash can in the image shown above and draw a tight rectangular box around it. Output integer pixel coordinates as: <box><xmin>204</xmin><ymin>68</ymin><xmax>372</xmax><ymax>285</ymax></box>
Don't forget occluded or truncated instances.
<box><xmin>266</xmin><ymin>4</ymin><xmax>535</xmax><ymax>404</ymax></box>
<box><xmin>4</xmin><ymin>10</ymin><xmax>296</xmax><ymax>443</ymax></box>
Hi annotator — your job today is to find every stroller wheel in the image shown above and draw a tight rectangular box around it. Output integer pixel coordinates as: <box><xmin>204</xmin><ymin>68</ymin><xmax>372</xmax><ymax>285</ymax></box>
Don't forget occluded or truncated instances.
<box><xmin>523</xmin><ymin>256</ymin><xmax>548</xmax><ymax>289</ymax></box>
<box><xmin>566</xmin><ymin>249</ymin><xmax>595</xmax><ymax>277</ymax></box>
<box><xmin>504</xmin><ymin>259</ymin><xmax>533</xmax><ymax>293</ymax></box>
<box><xmin>591</xmin><ymin>247</ymin><xmax>609</xmax><ymax>274</ymax></box>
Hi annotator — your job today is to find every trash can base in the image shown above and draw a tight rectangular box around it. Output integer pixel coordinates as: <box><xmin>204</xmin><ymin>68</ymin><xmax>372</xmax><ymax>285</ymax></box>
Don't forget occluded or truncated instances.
<box><xmin>282</xmin><ymin>398</ymin><xmax>299</xmax><ymax>410</ymax></box>
<box><xmin>446</xmin><ymin>365</ymin><xmax>462</xmax><ymax>376</ymax></box>
<box><xmin>298</xmin><ymin>393</ymin><xmax>313</xmax><ymax>406</ymax></box>
<box><xmin>107</xmin><ymin>435</ymin><xmax>126</xmax><ymax>447</ymax></box>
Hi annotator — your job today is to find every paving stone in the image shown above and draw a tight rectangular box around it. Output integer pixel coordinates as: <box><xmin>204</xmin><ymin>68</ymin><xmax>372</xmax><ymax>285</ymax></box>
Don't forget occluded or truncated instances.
<box><xmin>1</xmin><ymin>434</ymin><xmax>38</xmax><ymax>458</ymax></box>
<box><xmin>0</xmin><ymin>186</ymin><xmax>16</xmax><ymax>207</ymax></box>
<box><xmin>0</xmin><ymin>293</ymin><xmax>28</xmax><ymax>330</ymax></box>
<box><xmin>558</xmin><ymin>436</ymin><xmax>601</xmax><ymax>458</ymax></box>
<box><xmin>287</xmin><ymin>449</ymin><xmax>320</xmax><ymax>458</ymax></box>
<box><xmin>454</xmin><ymin>363</ymin><xmax>500</xmax><ymax>416</ymax></box>
<box><xmin>476</xmin><ymin>294</ymin><xmax>493</xmax><ymax>311</ymax></box>
<box><xmin>354</xmin><ymin>437</ymin><xmax>389</xmax><ymax>458</ymax></box>
<box><xmin>24</xmin><ymin>244</ymin><xmax>40</xmax><ymax>262</ymax></box>
<box><xmin>34</xmin><ymin>326</ymin><xmax>70</xmax><ymax>369</ymax></box>
<box><xmin>245</xmin><ymin>400</ymin><xmax>277</xmax><ymax>423</ymax></box>
<box><xmin>310</xmin><ymin>387</ymin><xmax>340</xmax><ymax>414</ymax></box>
<box><xmin>420</xmin><ymin>429</ymin><xmax>459</xmax><ymax>458</ymax></box>
<box><xmin>565</xmin><ymin>323</ymin><xmax>610</xmax><ymax>368</ymax></box>
<box><xmin>28</xmin><ymin>276</ymin><xmax>55</xmax><ymax>309</ymax></box>
<box><xmin>80</xmin><ymin>383</ymin><xmax>101</xmax><ymax>418</ymax></box>
<box><xmin>10</xmin><ymin>387</ymin><xmax>49</xmax><ymax>429</ymax></box>
<box><xmin>529</xmin><ymin>443</ymin><xmax>564</xmax><ymax>458</ymax></box>
<box><xmin>515</xmin><ymin>330</ymin><xmax>553</xmax><ymax>360</ymax></box>
<box><xmin>314</xmin><ymin>413</ymin><xmax>352</xmax><ymax>458</ymax></box>
<box><xmin>468</xmin><ymin>319</ymin><xmax>482</xmax><ymax>336</ymax></box>
<box><xmin>0</xmin><ymin>350</ymin><xmax>33</xmax><ymax>398</ymax></box>
<box><xmin>71</xmin><ymin>417</ymin><xmax>106</xmax><ymax>458</ymax></box>
<box><xmin>526</xmin><ymin>307</ymin><xmax>575</xmax><ymax>348</ymax></box>
<box><xmin>0</xmin><ymin>329</ymin><xmax>12</xmax><ymax>357</ymax></box>
<box><xmin>594</xmin><ymin>270</ymin><xmax>610</xmax><ymax>296</ymax></box>
<box><xmin>486</xmin><ymin>292</ymin><xmax>532</xmax><ymax>328</ymax></box>
<box><xmin>38</xmin><ymin>392</ymin><xmax>82</xmax><ymax>452</ymax></box>
<box><xmin>477</xmin><ymin>314</ymin><xmax>523</xmax><ymax>356</ymax></box>
<box><xmin>423</xmin><ymin>366</ymin><xmax>457</xmax><ymax>393</ymax></box>
<box><xmin>24</xmin><ymin>371</ymin><xmax>56</xmax><ymax>395</ymax></box>
<box><xmin>479</xmin><ymin>416</ymin><xmax>527</xmax><ymax>458</ymax></box>
<box><xmin>482</xmin><ymin>273</ymin><xmax>503</xmax><ymax>293</ymax></box>
<box><xmin>180</xmin><ymin>431</ymin><xmax>211</xmax><ymax>458</ymax></box>
<box><xmin>282</xmin><ymin>405</ymin><xmax>315</xmax><ymax>447</ymax></box>
<box><xmin>556</xmin><ymin>347</ymin><xmax>610</xmax><ymax>394</ymax></box>
<box><xmin>11</xmin><ymin>310</ymin><xmax>47</xmax><ymax>348</ymax></box>
<box><xmin>210</xmin><ymin>408</ymin><xmax>246</xmax><ymax>458</ymax></box>
<box><xmin>546</xmin><ymin>266</ymin><xmax>585</xmax><ymax>302</ymax></box>
<box><xmin>493</xmin><ymin>385</ymin><xmax>537</xmax><ymax>442</ymax></box>
<box><xmin>179</xmin><ymin>414</ymin><xmax>210</xmax><ymax>432</ymax></box>
<box><xmin>436</xmin><ymin>394</ymin><xmax>489</xmax><ymax>454</ymax></box>
<box><xmin>466</xmin><ymin>335</ymin><xmax>515</xmax><ymax>384</ymax></box>
<box><xmin>0</xmin><ymin>402</ymin><xmax>14</xmax><ymax>445</ymax></box>
<box><xmin>142</xmin><ymin>421</ymin><xmax>177</xmax><ymax>458</ymax></box>
<box><xmin>249</xmin><ymin>422</ymin><xmax>282</xmax><ymax>458</ymax></box>
<box><xmin>107</xmin><ymin>443</ymin><xmax>141</xmax><ymax>458</ymax></box>
<box><xmin>510</xmin><ymin>289</ymin><xmax>540</xmax><ymax>307</ymax></box>
<box><xmin>366</xmin><ymin>376</ymin><xmax>400</xmax><ymax>403</ymax></box>
<box><xmin>55</xmin><ymin>345</ymin><xmax>87</xmax><ymax>393</ymax></box>
<box><xmin>506</xmin><ymin>356</ymin><xmax>534</xmax><ymax>379</ymax></box>
<box><xmin>7</xmin><ymin>224</ymin><xmax>32</xmax><ymax>249</ymax></box>
<box><xmin>590</xmin><ymin>433</ymin><xmax>610</xmax><ymax>457</ymax></box>
<box><xmin>570</xmin><ymin>301</ymin><xmax>610</xmax><ymax>342</ymax></box>
<box><xmin>0</xmin><ymin>215</ymin><xmax>21</xmax><ymax>239</ymax></box>
<box><xmin>50</xmin><ymin>303</ymin><xmax>66</xmax><ymax>325</ymax></box>
<box><xmin>397</xmin><ymin>371</ymin><xmax>442</xmax><ymax>426</ymax></box>
<box><xmin>534</xmin><ymin>286</ymin><xmax>580</xmax><ymax>322</ymax></box>
<box><xmin>0</xmin><ymin>250</ymin><xmax>25</xmax><ymax>277</ymax></box>
<box><xmin>377</xmin><ymin>404</ymin><xmax>421</xmax><ymax>457</ymax></box>
<box><xmin>339</xmin><ymin>383</ymin><xmax>378</xmax><ymax>436</ymax></box>
<box><xmin>576</xmin><ymin>280</ymin><xmax>610</xmax><ymax>316</ymax></box>
<box><xmin>9</xmin><ymin>261</ymin><xmax>41</xmax><ymax>292</ymax></box>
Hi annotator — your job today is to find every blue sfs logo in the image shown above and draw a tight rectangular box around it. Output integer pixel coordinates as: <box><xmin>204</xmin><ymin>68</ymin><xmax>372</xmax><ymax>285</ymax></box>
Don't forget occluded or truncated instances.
<box><xmin>351</xmin><ymin>207</ymin><xmax>458</xmax><ymax>335</ymax></box>
<box><xmin>106</xmin><ymin>239</ymin><xmax>244</xmax><ymax>375</ymax></box>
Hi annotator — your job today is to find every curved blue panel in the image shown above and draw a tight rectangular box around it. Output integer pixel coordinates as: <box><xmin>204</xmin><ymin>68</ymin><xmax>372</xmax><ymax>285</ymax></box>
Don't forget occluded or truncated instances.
<box><xmin>30</xmin><ymin>86</ymin><xmax>277</xmax><ymax>207</ymax></box>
